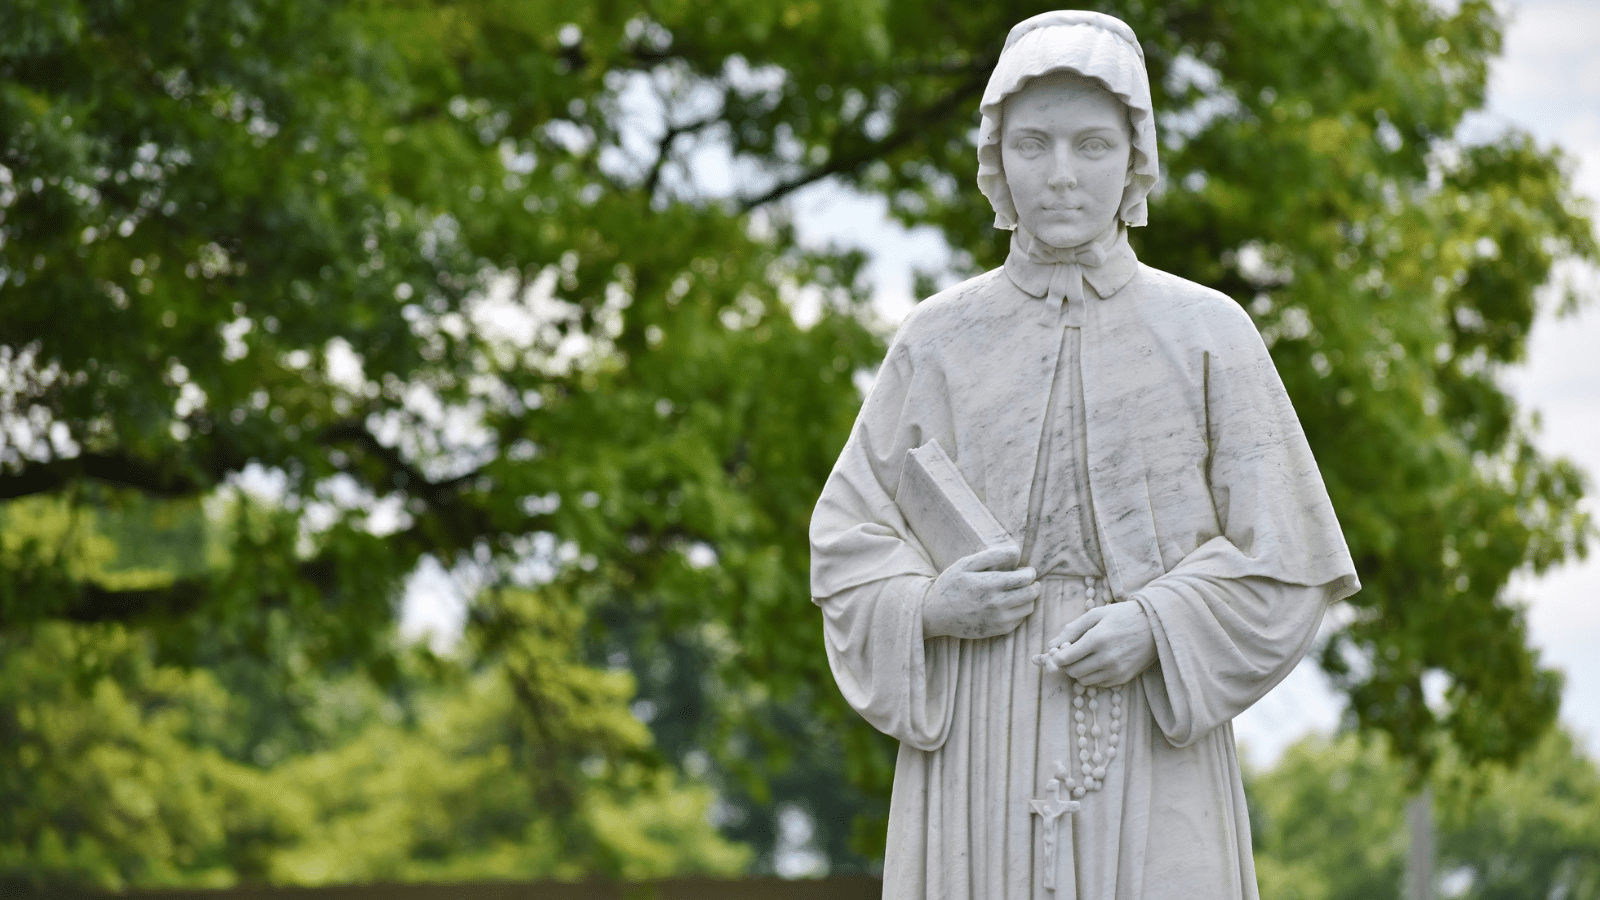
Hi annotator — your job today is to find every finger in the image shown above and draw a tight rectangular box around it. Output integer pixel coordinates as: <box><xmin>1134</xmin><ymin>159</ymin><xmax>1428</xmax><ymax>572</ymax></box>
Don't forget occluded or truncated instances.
<box><xmin>994</xmin><ymin>585</ymin><xmax>1040</xmax><ymax>612</ymax></box>
<box><xmin>1051</xmin><ymin>626</ymin><xmax>1104</xmax><ymax>668</ymax></box>
<box><xmin>997</xmin><ymin>609</ymin><xmax>1034</xmax><ymax>633</ymax></box>
<box><xmin>973</xmin><ymin>568</ymin><xmax>1037</xmax><ymax>591</ymax></box>
<box><xmin>1068</xmin><ymin>660</ymin><xmax>1134</xmax><ymax>688</ymax></box>
<box><xmin>955</xmin><ymin>544</ymin><xmax>1021</xmax><ymax>573</ymax></box>
<box><xmin>1046</xmin><ymin>608</ymin><xmax>1104</xmax><ymax>650</ymax></box>
<box><xmin>1062</xmin><ymin>653</ymin><xmax>1113</xmax><ymax>684</ymax></box>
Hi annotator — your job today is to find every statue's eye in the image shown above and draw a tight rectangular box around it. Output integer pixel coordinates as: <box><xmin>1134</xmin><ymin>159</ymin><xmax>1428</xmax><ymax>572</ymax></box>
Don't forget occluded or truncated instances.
<box><xmin>1081</xmin><ymin>138</ymin><xmax>1111</xmax><ymax>156</ymax></box>
<box><xmin>1016</xmin><ymin>137</ymin><xmax>1046</xmax><ymax>155</ymax></box>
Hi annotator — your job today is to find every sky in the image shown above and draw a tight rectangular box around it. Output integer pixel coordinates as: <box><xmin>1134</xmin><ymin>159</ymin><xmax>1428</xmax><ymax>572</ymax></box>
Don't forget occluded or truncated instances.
<box><xmin>1484</xmin><ymin>0</ymin><xmax>1600</xmax><ymax>758</ymax></box>
<box><xmin>401</xmin><ymin>0</ymin><xmax>1600</xmax><ymax>767</ymax></box>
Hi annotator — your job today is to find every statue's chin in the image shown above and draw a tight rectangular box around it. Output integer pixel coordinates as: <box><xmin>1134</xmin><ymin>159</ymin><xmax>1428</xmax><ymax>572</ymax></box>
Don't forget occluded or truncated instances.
<box><xmin>1025</xmin><ymin>217</ymin><xmax>1118</xmax><ymax>251</ymax></box>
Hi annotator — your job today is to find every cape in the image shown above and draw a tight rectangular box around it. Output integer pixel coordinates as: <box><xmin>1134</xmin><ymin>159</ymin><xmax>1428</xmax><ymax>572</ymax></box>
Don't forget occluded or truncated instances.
<box><xmin>810</xmin><ymin>262</ymin><xmax>1359</xmax><ymax>899</ymax></box>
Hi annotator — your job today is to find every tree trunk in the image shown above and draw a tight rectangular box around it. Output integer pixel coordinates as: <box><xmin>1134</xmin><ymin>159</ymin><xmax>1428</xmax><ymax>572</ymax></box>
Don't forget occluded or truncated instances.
<box><xmin>1405</xmin><ymin>787</ymin><xmax>1435</xmax><ymax>900</ymax></box>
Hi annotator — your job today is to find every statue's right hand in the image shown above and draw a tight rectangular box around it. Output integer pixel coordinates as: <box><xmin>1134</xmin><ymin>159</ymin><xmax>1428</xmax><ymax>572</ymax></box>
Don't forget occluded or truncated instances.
<box><xmin>922</xmin><ymin>545</ymin><xmax>1039</xmax><ymax>640</ymax></box>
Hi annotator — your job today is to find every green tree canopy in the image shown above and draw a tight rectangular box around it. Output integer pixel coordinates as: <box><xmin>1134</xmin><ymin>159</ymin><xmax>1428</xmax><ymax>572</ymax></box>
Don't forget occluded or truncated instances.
<box><xmin>2</xmin><ymin>0</ymin><xmax>1595</xmax><ymax>873</ymax></box>
<box><xmin>0</xmin><ymin>610</ymin><xmax>746</xmax><ymax>892</ymax></box>
<box><xmin>1249</xmin><ymin>728</ymin><xmax>1600</xmax><ymax>900</ymax></box>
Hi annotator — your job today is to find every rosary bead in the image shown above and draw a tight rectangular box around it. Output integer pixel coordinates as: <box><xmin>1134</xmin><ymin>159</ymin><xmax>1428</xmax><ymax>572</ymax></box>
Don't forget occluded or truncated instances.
<box><xmin>1053</xmin><ymin>655</ymin><xmax>1124</xmax><ymax>807</ymax></box>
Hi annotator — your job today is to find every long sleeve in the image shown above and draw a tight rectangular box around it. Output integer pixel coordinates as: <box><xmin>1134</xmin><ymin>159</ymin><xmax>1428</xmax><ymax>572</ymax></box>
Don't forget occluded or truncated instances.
<box><xmin>811</xmin><ymin>331</ymin><xmax>960</xmax><ymax>750</ymax></box>
<box><xmin>820</xmin><ymin>575</ymin><xmax>960</xmax><ymax>750</ymax></box>
<box><xmin>1133</xmin><ymin>560</ymin><xmax>1330</xmax><ymax>747</ymax></box>
<box><xmin>811</xmin><ymin>338</ymin><xmax>943</xmax><ymax>601</ymax></box>
<box><xmin>1119</xmin><ymin>289</ymin><xmax>1352</xmax><ymax>748</ymax></box>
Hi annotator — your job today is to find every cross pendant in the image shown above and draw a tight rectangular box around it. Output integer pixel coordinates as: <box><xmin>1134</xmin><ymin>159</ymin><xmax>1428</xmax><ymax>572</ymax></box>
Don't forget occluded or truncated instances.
<box><xmin>1029</xmin><ymin>776</ymin><xmax>1081</xmax><ymax>892</ymax></box>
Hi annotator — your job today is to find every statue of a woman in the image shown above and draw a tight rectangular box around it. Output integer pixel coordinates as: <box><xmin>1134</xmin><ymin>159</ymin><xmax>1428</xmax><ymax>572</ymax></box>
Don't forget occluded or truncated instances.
<box><xmin>809</xmin><ymin>11</ymin><xmax>1360</xmax><ymax>899</ymax></box>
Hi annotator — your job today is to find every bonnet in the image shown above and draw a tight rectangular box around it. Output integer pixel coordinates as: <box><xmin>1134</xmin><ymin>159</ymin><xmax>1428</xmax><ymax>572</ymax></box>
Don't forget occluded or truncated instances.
<box><xmin>977</xmin><ymin>11</ymin><xmax>1160</xmax><ymax>229</ymax></box>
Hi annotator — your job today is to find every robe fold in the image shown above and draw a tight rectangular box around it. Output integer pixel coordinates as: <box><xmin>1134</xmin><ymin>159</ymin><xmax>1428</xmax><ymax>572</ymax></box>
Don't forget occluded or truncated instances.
<box><xmin>810</xmin><ymin>258</ymin><xmax>1359</xmax><ymax>899</ymax></box>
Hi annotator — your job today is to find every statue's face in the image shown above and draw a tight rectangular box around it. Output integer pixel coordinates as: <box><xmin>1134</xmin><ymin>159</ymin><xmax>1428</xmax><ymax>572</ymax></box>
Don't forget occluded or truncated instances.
<box><xmin>1001</xmin><ymin>73</ymin><xmax>1132</xmax><ymax>249</ymax></box>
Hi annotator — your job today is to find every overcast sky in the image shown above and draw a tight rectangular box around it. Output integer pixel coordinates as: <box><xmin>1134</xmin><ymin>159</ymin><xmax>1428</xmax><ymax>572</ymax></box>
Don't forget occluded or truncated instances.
<box><xmin>1478</xmin><ymin>0</ymin><xmax>1600</xmax><ymax>755</ymax></box>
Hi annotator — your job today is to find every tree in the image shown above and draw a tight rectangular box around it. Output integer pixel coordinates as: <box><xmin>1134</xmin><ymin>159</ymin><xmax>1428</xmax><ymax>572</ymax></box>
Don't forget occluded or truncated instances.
<box><xmin>0</xmin><ymin>618</ymin><xmax>262</xmax><ymax>893</ymax></box>
<box><xmin>0</xmin><ymin>622</ymin><xmax>748</xmax><ymax>892</ymax></box>
<box><xmin>0</xmin><ymin>499</ymin><xmax>747</xmax><ymax>892</ymax></box>
<box><xmin>1248</xmin><ymin>729</ymin><xmax>1600</xmax><ymax>900</ymax></box>
<box><xmin>3</xmin><ymin>0</ymin><xmax>1594</xmax><ymax>872</ymax></box>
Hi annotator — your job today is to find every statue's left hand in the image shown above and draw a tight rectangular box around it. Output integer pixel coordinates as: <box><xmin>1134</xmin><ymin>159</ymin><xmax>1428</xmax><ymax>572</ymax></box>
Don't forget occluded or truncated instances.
<box><xmin>1036</xmin><ymin>603</ymin><xmax>1156</xmax><ymax>687</ymax></box>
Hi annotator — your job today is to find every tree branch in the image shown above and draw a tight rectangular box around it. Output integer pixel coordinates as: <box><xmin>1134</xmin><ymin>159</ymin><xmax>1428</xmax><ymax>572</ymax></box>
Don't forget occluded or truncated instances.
<box><xmin>738</xmin><ymin>67</ymin><xmax>990</xmax><ymax>211</ymax></box>
<box><xmin>318</xmin><ymin>420</ymin><xmax>478</xmax><ymax>505</ymax></box>
<box><xmin>0</xmin><ymin>451</ymin><xmax>226</xmax><ymax>500</ymax></box>
<box><xmin>319</xmin><ymin>421</ymin><xmax>542</xmax><ymax>560</ymax></box>
<box><xmin>62</xmin><ymin>579</ymin><xmax>213</xmax><ymax>624</ymax></box>
<box><xmin>0</xmin><ymin>421</ymin><xmax>481</xmax><ymax>507</ymax></box>
<box><xmin>644</xmin><ymin>113</ymin><xmax>723</xmax><ymax>199</ymax></box>
<box><xmin>31</xmin><ymin>557</ymin><xmax>335</xmax><ymax>627</ymax></box>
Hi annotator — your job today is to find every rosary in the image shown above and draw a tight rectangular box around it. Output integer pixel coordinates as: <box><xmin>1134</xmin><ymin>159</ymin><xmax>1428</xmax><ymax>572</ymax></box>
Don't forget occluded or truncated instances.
<box><xmin>1033</xmin><ymin>574</ymin><xmax>1125</xmax><ymax>795</ymax></box>
<box><xmin>1029</xmin><ymin>574</ymin><xmax>1125</xmax><ymax>890</ymax></box>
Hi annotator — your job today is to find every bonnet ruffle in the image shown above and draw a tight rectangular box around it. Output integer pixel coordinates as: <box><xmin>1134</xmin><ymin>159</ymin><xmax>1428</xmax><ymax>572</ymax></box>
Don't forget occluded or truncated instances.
<box><xmin>977</xmin><ymin>11</ymin><xmax>1160</xmax><ymax>230</ymax></box>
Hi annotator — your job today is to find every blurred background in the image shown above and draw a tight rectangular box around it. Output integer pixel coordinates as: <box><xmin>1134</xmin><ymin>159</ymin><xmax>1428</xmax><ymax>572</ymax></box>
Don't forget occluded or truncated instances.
<box><xmin>2</xmin><ymin>0</ymin><xmax>1597</xmax><ymax>897</ymax></box>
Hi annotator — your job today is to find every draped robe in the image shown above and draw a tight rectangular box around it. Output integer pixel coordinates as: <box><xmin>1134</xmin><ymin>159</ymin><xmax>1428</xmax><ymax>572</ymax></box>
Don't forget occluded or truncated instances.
<box><xmin>809</xmin><ymin>246</ymin><xmax>1359</xmax><ymax>899</ymax></box>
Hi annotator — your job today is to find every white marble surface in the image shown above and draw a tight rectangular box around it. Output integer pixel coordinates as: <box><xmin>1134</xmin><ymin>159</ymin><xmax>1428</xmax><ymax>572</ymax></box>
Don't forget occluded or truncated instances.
<box><xmin>811</xmin><ymin>14</ymin><xmax>1357</xmax><ymax>897</ymax></box>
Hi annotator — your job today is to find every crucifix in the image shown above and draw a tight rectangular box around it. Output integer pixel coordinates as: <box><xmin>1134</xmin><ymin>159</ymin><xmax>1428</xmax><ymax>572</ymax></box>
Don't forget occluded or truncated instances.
<box><xmin>1030</xmin><ymin>765</ymin><xmax>1081</xmax><ymax>892</ymax></box>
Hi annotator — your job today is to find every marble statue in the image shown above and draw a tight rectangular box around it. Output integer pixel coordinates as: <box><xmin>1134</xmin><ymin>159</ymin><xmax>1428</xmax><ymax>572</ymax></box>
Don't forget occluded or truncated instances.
<box><xmin>809</xmin><ymin>11</ymin><xmax>1361</xmax><ymax>899</ymax></box>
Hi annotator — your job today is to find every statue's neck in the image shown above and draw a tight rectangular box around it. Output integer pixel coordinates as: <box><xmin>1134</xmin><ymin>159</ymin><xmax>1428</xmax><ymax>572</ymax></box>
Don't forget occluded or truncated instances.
<box><xmin>1017</xmin><ymin>221</ymin><xmax>1122</xmax><ymax>259</ymax></box>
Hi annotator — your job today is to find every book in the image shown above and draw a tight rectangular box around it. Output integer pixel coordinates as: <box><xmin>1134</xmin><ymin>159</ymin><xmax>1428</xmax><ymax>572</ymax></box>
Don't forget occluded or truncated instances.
<box><xmin>895</xmin><ymin>439</ymin><xmax>1016</xmax><ymax>573</ymax></box>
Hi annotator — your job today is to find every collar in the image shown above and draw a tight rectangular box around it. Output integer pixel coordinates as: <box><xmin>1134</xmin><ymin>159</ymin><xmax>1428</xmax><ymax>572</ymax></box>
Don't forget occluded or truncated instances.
<box><xmin>1003</xmin><ymin>225</ymin><xmax>1139</xmax><ymax>323</ymax></box>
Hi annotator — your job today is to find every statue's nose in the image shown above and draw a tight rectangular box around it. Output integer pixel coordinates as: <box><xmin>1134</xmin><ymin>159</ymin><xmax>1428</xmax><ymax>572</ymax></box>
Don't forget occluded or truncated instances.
<box><xmin>1048</xmin><ymin>151</ymin><xmax>1078</xmax><ymax>190</ymax></box>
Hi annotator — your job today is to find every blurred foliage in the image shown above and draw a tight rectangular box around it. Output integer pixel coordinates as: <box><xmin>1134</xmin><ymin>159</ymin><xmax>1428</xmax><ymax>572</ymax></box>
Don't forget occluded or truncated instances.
<box><xmin>0</xmin><ymin>613</ymin><xmax>746</xmax><ymax>893</ymax></box>
<box><xmin>1</xmin><ymin>0</ymin><xmax>1596</xmax><ymax>883</ymax></box>
<box><xmin>1249</xmin><ymin>728</ymin><xmax>1600</xmax><ymax>900</ymax></box>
